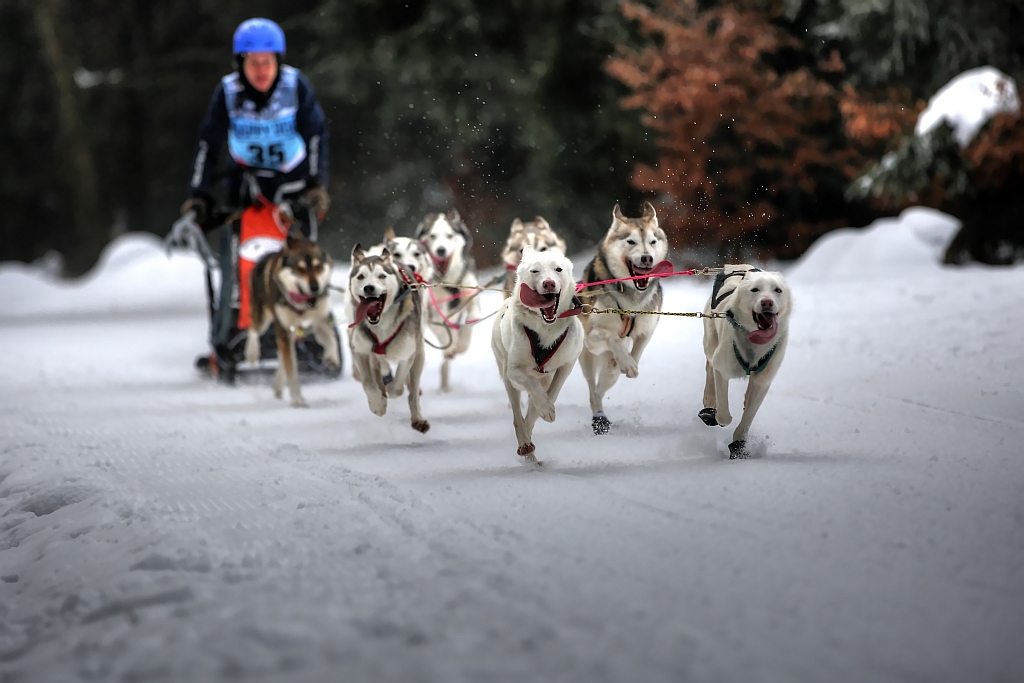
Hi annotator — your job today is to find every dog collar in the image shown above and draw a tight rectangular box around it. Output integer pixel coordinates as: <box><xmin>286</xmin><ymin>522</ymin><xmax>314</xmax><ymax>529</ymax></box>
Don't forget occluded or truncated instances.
<box><xmin>733</xmin><ymin>341</ymin><xmax>778</xmax><ymax>376</ymax></box>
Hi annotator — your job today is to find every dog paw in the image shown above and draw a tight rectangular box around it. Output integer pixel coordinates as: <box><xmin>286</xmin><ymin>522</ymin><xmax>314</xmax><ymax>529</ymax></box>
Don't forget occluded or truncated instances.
<box><xmin>291</xmin><ymin>397</ymin><xmax>309</xmax><ymax>409</ymax></box>
<box><xmin>324</xmin><ymin>352</ymin><xmax>341</xmax><ymax>370</ymax></box>
<box><xmin>698</xmin><ymin>408</ymin><xmax>718</xmax><ymax>427</ymax></box>
<box><xmin>536</xmin><ymin>401</ymin><xmax>556</xmax><ymax>423</ymax></box>
<box><xmin>411</xmin><ymin>419</ymin><xmax>430</xmax><ymax>434</ymax></box>
<box><xmin>592</xmin><ymin>413</ymin><xmax>611</xmax><ymax>435</ymax></box>
<box><xmin>716</xmin><ymin>412</ymin><xmax>732</xmax><ymax>427</ymax></box>
<box><xmin>273</xmin><ymin>387</ymin><xmax>284</xmax><ymax>400</ymax></box>
<box><xmin>367</xmin><ymin>393</ymin><xmax>387</xmax><ymax>416</ymax></box>
<box><xmin>517</xmin><ymin>442</ymin><xmax>536</xmax><ymax>456</ymax></box>
<box><xmin>620</xmin><ymin>358</ymin><xmax>639</xmax><ymax>378</ymax></box>
<box><xmin>728</xmin><ymin>440</ymin><xmax>748</xmax><ymax>459</ymax></box>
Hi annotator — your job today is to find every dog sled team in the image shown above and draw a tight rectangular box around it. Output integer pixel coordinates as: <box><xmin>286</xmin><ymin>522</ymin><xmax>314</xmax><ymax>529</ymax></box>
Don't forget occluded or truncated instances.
<box><xmin>238</xmin><ymin>201</ymin><xmax>792</xmax><ymax>466</ymax></box>
<box><xmin>167</xmin><ymin>17</ymin><xmax>793</xmax><ymax>466</ymax></box>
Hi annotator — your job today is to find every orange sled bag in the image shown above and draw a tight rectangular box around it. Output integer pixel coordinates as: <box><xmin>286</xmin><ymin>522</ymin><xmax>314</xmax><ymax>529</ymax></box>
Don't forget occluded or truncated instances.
<box><xmin>236</xmin><ymin>199</ymin><xmax>289</xmax><ymax>330</ymax></box>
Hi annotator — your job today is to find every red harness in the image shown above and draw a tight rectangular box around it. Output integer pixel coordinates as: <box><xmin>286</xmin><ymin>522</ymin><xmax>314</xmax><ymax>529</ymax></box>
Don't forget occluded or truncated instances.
<box><xmin>364</xmin><ymin>320</ymin><xmax>406</xmax><ymax>356</ymax></box>
<box><xmin>523</xmin><ymin>325</ymin><xmax>568</xmax><ymax>373</ymax></box>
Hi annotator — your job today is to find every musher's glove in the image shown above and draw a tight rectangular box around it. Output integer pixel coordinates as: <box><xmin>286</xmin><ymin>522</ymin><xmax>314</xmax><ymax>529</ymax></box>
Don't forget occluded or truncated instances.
<box><xmin>304</xmin><ymin>186</ymin><xmax>330</xmax><ymax>221</ymax></box>
<box><xmin>180</xmin><ymin>197</ymin><xmax>209</xmax><ymax>225</ymax></box>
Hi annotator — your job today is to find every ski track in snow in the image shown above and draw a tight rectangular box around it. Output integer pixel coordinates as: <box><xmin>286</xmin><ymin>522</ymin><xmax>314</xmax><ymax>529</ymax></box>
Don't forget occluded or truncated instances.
<box><xmin>1</xmin><ymin>213</ymin><xmax>1024</xmax><ymax>682</ymax></box>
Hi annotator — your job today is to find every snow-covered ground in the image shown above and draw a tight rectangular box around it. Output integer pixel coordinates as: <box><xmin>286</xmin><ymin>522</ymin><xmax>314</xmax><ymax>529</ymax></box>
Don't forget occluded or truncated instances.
<box><xmin>1</xmin><ymin>208</ymin><xmax>1022</xmax><ymax>682</ymax></box>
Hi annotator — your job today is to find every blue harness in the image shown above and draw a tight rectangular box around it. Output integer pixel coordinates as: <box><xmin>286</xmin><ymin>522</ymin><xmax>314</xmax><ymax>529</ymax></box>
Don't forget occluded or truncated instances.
<box><xmin>223</xmin><ymin>66</ymin><xmax>307</xmax><ymax>173</ymax></box>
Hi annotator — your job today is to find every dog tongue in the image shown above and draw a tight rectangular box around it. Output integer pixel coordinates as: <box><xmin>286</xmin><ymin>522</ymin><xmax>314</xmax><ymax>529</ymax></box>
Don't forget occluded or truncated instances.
<box><xmin>519</xmin><ymin>283</ymin><xmax>555</xmax><ymax>308</ymax></box>
<box><xmin>288</xmin><ymin>291</ymin><xmax>313</xmax><ymax>304</ymax></box>
<box><xmin>350</xmin><ymin>298</ymin><xmax>383</xmax><ymax>326</ymax></box>
<box><xmin>748</xmin><ymin>314</ymin><xmax>778</xmax><ymax>345</ymax></box>
<box><xmin>649</xmin><ymin>260</ymin><xmax>674</xmax><ymax>276</ymax></box>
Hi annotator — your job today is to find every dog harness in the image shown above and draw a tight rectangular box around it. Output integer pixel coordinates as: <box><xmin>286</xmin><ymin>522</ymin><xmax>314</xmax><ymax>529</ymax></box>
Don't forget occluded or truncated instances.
<box><xmin>223</xmin><ymin>66</ymin><xmax>307</xmax><ymax>173</ymax></box>
<box><xmin>732</xmin><ymin>341</ymin><xmax>778</xmax><ymax>376</ymax></box>
<box><xmin>710</xmin><ymin>268</ymin><xmax>761</xmax><ymax>311</ymax></box>
<box><xmin>523</xmin><ymin>326</ymin><xmax>569</xmax><ymax>373</ymax></box>
<box><xmin>363</xmin><ymin>320</ymin><xmax>406</xmax><ymax>356</ymax></box>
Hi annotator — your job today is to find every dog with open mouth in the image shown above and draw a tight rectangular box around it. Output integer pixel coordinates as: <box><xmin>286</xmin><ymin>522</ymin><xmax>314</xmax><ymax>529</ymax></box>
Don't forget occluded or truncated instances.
<box><xmin>500</xmin><ymin>216</ymin><xmax>567</xmax><ymax>300</ymax></box>
<box><xmin>347</xmin><ymin>244</ymin><xmax>430</xmax><ymax>433</ymax></box>
<box><xmin>699</xmin><ymin>265</ymin><xmax>792</xmax><ymax>458</ymax></box>
<box><xmin>245</xmin><ymin>234</ymin><xmax>340</xmax><ymax>407</ymax></box>
<box><xmin>492</xmin><ymin>246</ymin><xmax>584</xmax><ymax>465</ymax></box>
<box><xmin>578</xmin><ymin>202</ymin><xmax>669</xmax><ymax>435</ymax></box>
<box><xmin>355</xmin><ymin>227</ymin><xmax>435</xmax><ymax>385</ymax></box>
<box><xmin>414</xmin><ymin>209</ymin><xmax>479</xmax><ymax>392</ymax></box>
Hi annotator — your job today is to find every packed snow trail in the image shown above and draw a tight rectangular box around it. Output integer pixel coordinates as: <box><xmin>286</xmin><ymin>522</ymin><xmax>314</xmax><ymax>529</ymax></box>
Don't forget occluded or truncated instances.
<box><xmin>1</xmin><ymin>209</ymin><xmax>1022</xmax><ymax>682</ymax></box>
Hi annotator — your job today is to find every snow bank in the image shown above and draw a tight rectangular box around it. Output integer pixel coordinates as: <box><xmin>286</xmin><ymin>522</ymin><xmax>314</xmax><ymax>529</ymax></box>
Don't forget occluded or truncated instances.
<box><xmin>787</xmin><ymin>207</ymin><xmax>960</xmax><ymax>284</ymax></box>
<box><xmin>0</xmin><ymin>233</ymin><xmax>207</xmax><ymax>319</ymax></box>
<box><xmin>915</xmin><ymin>66</ymin><xmax>1020</xmax><ymax>147</ymax></box>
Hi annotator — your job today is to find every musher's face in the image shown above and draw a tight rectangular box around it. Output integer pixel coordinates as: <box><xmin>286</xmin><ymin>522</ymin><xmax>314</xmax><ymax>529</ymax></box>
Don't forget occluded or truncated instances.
<box><xmin>243</xmin><ymin>52</ymin><xmax>278</xmax><ymax>93</ymax></box>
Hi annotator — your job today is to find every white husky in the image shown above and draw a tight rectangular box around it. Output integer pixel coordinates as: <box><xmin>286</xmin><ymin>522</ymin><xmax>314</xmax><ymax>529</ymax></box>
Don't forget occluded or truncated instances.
<box><xmin>414</xmin><ymin>210</ymin><xmax>479</xmax><ymax>392</ymax></box>
<box><xmin>700</xmin><ymin>265</ymin><xmax>792</xmax><ymax>458</ymax></box>
<box><xmin>578</xmin><ymin>202</ymin><xmax>669</xmax><ymax>435</ymax></box>
<box><xmin>492</xmin><ymin>246</ymin><xmax>584</xmax><ymax>465</ymax></box>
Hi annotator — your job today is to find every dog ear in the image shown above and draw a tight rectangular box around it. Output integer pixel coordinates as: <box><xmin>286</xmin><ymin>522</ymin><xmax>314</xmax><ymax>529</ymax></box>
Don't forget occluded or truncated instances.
<box><xmin>286</xmin><ymin>232</ymin><xmax>302</xmax><ymax>250</ymax></box>
<box><xmin>642</xmin><ymin>201</ymin><xmax>657</xmax><ymax>221</ymax></box>
<box><xmin>379</xmin><ymin>248</ymin><xmax>392</xmax><ymax>262</ymax></box>
<box><xmin>383</xmin><ymin>226</ymin><xmax>396</xmax><ymax>241</ymax></box>
<box><xmin>413</xmin><ymin>214</ymin><xmax>435</xmax><ymax>241</ymax></box>
<box><xmin>534</xmin><ymin>216</ymin><xmax>550</xmax><ymax>230</ymax></box>
<box><xmin>351</xmin><ymin>243</ymin><xmax>365</xmax><ymax>263</ymax></box>
<box><xmin>447</xmin><ymin>208</ymin><xmax>462</xmax><ymax>225</ymax></box>
<box><xmin>511</xmin><ymin>218</ymin><xmax>524</xmax><ymax>232</ymax></box>
<box><xmin>613</xmin><ymin>203</ymin><xmax>627</xmax><ymax>224</ymax></box>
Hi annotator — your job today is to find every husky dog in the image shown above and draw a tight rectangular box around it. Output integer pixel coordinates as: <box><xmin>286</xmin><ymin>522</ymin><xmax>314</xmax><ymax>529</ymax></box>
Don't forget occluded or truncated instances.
<box><xmin>368</xmin><ymin>226</ymin><xmax>435</xmax><ymax>282</ymax></box>
<box><xmin>578</xmin><ymin>202</ymin><xmax>669</xmax><ymax>435</ymax></box>
<box><xmin>492</xmin><ymin>246</ymin><xmax>584</xmax><ymax>465</ymax></box>
<box><xmin>357</xmin><ymin>227</ymin><xmax>434</xmax><ymax>384</ymax></box>
<box><xmin>347</xmin><ymin>245</ymin><xmax>430</xmax><ymax>432</ymax></box>
<box><xmin>699</xmin><ymin>265</ymin><xmax>792</xmax><ymax>458</ymax></box>
<box><xmin>500</xmin><ymin>216</ymin><xmax>567</xmax><ymax>299</ymax></box>
<box><xmin>414</xmin><ymin>210</ymin><xmax>479</xmax><ymax>392</ymax></box>
<box><xmin>245</xmin><ymin>235</ymin><xmax>340</xmax><ymax>407</ymax></box>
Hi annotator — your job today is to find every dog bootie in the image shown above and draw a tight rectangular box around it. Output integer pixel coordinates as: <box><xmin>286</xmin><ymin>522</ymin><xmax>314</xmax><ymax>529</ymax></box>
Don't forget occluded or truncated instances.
<box><xmin>728</xmin><ymin>440</ymin><xmax>748</xmax><ymax>459</ymax></box>
<box><xmin>592</xmin><ymin>413</ymin><xmax>611</xmax><ymax>436</ymax></box>
<box><xmin>698</xmin><ymin>408</ymin><xmax>719</xmax><ymax>427</ymax></box>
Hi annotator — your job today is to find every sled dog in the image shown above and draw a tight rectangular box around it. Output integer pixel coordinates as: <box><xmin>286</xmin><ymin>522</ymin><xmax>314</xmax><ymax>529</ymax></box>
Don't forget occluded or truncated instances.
<box><xmin>356</xmin><ymin>227</ymin><xmax>434</xmax><ymax>384</ymax></box>
<box><xmin>347</xmin><ymin>245</ymin><xmax>430</xmax><ymax>433</ymax></box>
<box><xmin>414</xmin><ymin>210</ymin><xmax>479</xmax><ymax>392</ymax></box>
<box><xmin>368</xmin><ymin>226</ymin><xmax>435</xmax><ymax>282</ymax></box>
<box><xmin>699</xmin><ymin>265</ymin><xmax>792</xmax><ymax>458</ymax></box>
<box><xmin>492</xmin><ymin>246</ymin><xmax>584</xmax><ymax>465</ymax></box>
<box><xmin>245</xmin><ymin>234</ymin><xmax>340</xmax><ymax>407</ymax></box>
<box><xmin>578</xmin><ymin>202</ymin><xmax>669</xmax><ymax>435</ymax></box>
<box><xmin>500</xmin><ymin>216</ymin><xmax>567</xmax><ymax>299</ymax></box>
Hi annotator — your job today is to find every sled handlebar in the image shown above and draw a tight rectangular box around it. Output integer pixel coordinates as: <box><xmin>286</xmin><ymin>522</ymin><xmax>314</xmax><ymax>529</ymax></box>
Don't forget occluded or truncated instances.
<box><xmin>164</xmin><ymin>211</ymin><xmax>218</xmax><ymax>270</ymax></box>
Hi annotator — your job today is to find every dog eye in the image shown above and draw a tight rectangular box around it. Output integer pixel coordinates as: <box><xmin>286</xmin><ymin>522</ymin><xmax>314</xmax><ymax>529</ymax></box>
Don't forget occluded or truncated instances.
<box><xmin>650</xmin><ymin>240</ymin><xmax>657</xmax><ymax>246</ymax></box>
<box><xmin>530</xmin><ymin>270</ymin><xmax>539</xmax><ymax>274</ymax></box>
<box><xmin>555</xmin><ymin>267</ymin><xmax>562</xmax><ymax>272</ymax></box>
<box><xmin>626</xmin><ymin>239</ymin><xmax>636</xmax><ymax>245</ymax></box>
<box><xmin>775</xmin><ymin>287</ymin><xmax>782</xmax><ymax>293</ymax></box>
<box><xmin>356</xmin><ymin>274</ymin><xmax>365</xmax><ymax>280</ymax></box>
<box><xmin>751</xmin><ymin>288</ymin><xmax>759</xmax><ymax>292</ymax></box>
<box><xmin>539</xmin><ymin>246</ymin><xmax>547</xmax><ymax>251</ymax></box>
<box><xmin>378</xmin><ymin>274</ymin><xmax>386</xmax><ymax>280</ymax></box>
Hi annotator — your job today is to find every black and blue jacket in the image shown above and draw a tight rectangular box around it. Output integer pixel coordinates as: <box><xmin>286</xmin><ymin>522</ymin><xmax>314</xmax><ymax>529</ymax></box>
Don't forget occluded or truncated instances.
<box><xmin>189</xmin><ymin>65</ymin><xmax>329</xmax><ymax>203</ymax></box>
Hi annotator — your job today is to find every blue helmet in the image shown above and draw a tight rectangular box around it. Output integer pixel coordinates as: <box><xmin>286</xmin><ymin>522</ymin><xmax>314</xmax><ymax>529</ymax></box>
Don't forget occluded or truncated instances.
<box><xmin>233</xmin><ymin>18</ymin><xmax>286</xmax><ymax>55</ymax></box>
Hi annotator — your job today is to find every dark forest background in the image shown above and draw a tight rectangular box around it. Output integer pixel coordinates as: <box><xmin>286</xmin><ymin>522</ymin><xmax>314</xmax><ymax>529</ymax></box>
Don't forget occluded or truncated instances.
<box><xmin>2</xmin><ymin>0</ymin><xmax>1022</xmax><ymax>276</ymax></box>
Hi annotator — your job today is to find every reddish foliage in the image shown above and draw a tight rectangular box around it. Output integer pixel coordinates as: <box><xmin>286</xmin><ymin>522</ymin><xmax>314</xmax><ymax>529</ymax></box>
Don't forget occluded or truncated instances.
<box><xmin>966</xmin><ymin>113</ymin><xmax>1024</xmax><ymax>189</ymax></box>
<box><xmin>607</xmin><ymin>0</ymin><xmax>917</xmax><ymax>256</ymax></box>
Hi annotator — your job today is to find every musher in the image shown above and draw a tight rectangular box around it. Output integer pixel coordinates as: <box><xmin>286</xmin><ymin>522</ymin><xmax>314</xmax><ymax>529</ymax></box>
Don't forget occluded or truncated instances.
<box><xmin>180</xmin><ymin>17</ymin><xmax>332</xmax><ymax>378</ymax></box>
